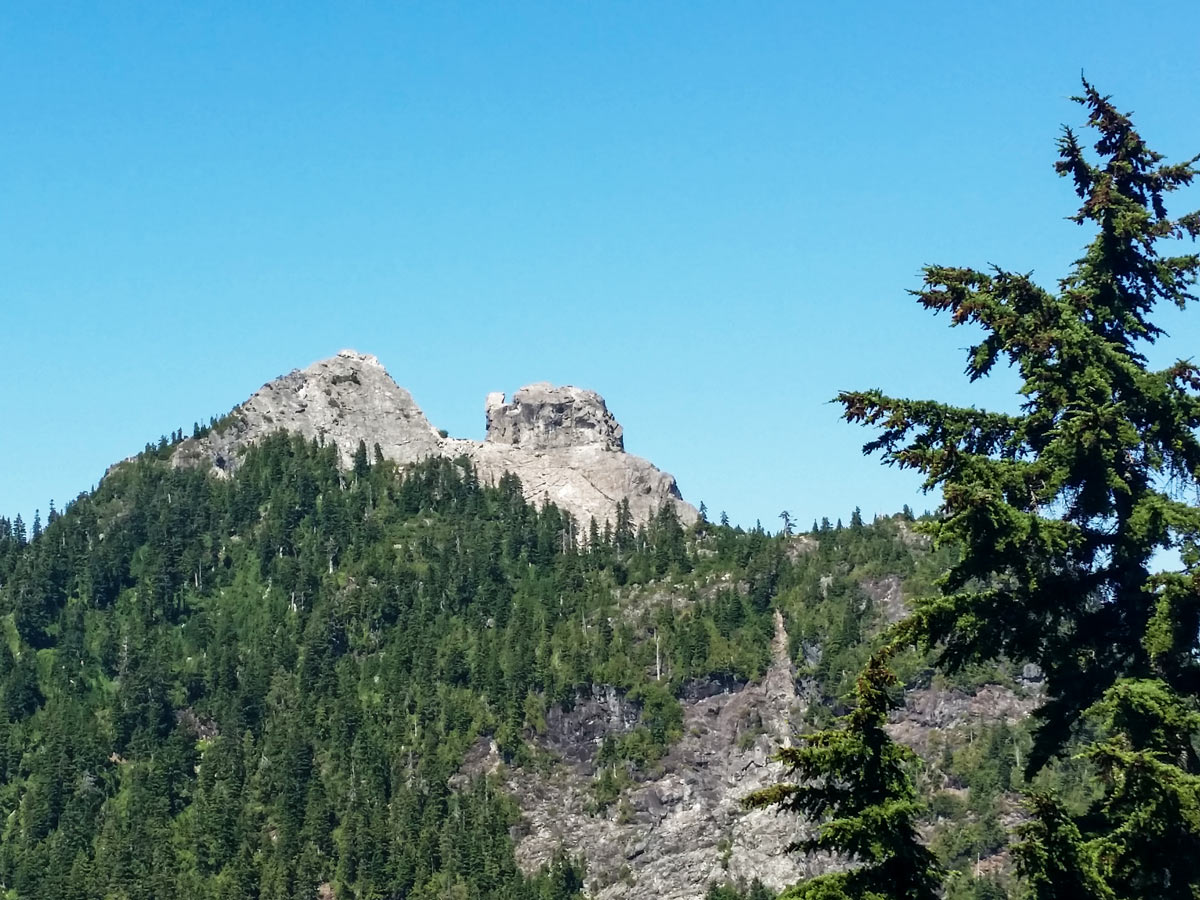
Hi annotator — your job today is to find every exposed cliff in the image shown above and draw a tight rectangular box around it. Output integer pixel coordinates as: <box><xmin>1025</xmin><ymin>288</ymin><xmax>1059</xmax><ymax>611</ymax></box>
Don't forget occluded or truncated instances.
<box><xmin>503</xmin><ymin>611</ymin><xmax>809</xmax><ymax>899</ymax></box>
<box><xmin>484</xmin><ymin>384</ymin><xmax>624</xmax><ymax>452</ymax></box>
<box><xmin>496</xmin><ymin>676</ymin><xmax>1036</xmax><ymax>899</ymax></box>
<box><xmin>489</xmin><ymin>580</ymin><xmax>1038</xmax><ymax>899</ymax></box>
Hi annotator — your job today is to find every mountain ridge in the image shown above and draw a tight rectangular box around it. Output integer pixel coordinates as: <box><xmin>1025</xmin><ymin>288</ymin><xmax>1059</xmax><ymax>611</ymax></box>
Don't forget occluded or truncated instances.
<box><xmin>168</xmin><ymin>349</ymin><xmax>697</xmax><ymax>529</ymax></box>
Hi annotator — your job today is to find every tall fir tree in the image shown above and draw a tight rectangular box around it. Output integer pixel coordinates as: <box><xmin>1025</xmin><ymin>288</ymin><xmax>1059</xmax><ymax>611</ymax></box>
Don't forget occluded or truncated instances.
<box><xmin>744</xmin><ymin>649</ymin><xmax>942</xmax><ymax>900</ymax></box>
<box><xmin>837</xmin><ymin>81</ymin><xmax>1200</xmax><ymax>895</ymax></box>
<box><xmin>352</xmin><ymin>439</ymin><xmax>370</xmax><ymax>481</ymax></box>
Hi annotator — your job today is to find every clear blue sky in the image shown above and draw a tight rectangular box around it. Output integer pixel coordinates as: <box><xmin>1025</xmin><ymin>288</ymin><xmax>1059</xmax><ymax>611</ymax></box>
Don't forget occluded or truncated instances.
<box><xmin>3</xmin><ymin>2</ymin><xmax>1199</xmax><ymax>529</ymax></box>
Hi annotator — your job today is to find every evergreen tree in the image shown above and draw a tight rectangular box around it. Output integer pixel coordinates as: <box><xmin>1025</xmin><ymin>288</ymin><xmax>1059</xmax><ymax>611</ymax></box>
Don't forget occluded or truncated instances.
<box><xmin>352</xmin><ymin>439</ymin><xmax>370</xmax><ymax>481</ymax></box>
<box><xmin>1016</xmin><ymin>679</ymin><xmax>1200</xmax><ymax>900</ymax></box>
<box><xmin>837</xmin><ymin>81</ymin><xmax>1200</xmax><ymax>894</ymax></box>
<box><xmin>1013</xmin><ymin>792</ymin><xmax>1113</xmax><ymax>900</ymax></box>
<box><xmin>744</xmin><ymin>650</ymin><xmax>942</xmax><ymax>900</ymax></box>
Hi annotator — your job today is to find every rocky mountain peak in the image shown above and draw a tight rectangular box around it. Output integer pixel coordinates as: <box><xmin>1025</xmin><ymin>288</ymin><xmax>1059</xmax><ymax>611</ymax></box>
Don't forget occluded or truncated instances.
<box><xmin>171</xmin><ymin>351</ymin><xmax>696</xmax><ymax>528</ymax></box>
<box><xmin>172</xmin><ymin>349</ymin><xmax>442</xmax><ymax>473</ymax></box>
<box><xmin>333</xmin><ymin>348</ymin><xmax>385</xmax><ymax>369</ymax></box>
<box><xmin>484</xmin><ymin>382</ymin><xmax>624</xmax><ymax>452</ymax></box>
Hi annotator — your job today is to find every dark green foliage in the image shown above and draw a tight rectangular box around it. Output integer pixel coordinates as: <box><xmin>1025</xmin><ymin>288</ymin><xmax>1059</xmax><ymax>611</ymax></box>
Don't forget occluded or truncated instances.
<box><xmin>1017</xmin><ymin>680</ymin><xmax>1200</xmax><ymax>900</ymax></box>
<box><xmin>0</xmin><ymin>405</ymin><xmax>1052</xmax><ymax>895</ymax></box>
<box><xmin>839</xmin><ymin>80</ymin><xmax>1200</xmax><ymax>769</ymax></box>
<box><xmin>1013</xmin><ymin>792</ymin><xmax>1113</xmax><ymax>900</ymax></box>
<box><xmin>0</xmin><ymin>430</ymin><xmax>811</xmax><ymax>897</ymax></box>
<box><xmin>351</xmin><ymin>438</ymin><xmax>370</xmax><ymax>481</ymax></box>
<box><xmin>707</xmin><ymin>879</ymin><xmax>775</xmax><ymax>900</ymax></box>
<box><xmin>744</xmin><ymin>651</ymin><xmax>942</xmax><ymax>900</ymax></box>
<box><xmin>838</xmin><ymin>81</ymin><xmax>1200</xmax><ymax>898</ymax></box>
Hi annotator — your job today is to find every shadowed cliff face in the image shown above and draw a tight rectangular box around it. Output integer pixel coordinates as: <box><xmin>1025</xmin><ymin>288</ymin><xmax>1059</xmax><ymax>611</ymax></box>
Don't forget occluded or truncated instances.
<box><xmin>170</xmin><ymin>350</ymin><xmax>696</xmax><ymax>529</ymax></box>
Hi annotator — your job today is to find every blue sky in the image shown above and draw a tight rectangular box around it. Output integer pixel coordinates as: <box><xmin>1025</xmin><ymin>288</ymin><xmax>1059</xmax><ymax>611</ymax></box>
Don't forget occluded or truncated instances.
<box><xmin>3</xmin><ymin>2</ymin><xmax>1199</xmax><ymax>529</ymax></box>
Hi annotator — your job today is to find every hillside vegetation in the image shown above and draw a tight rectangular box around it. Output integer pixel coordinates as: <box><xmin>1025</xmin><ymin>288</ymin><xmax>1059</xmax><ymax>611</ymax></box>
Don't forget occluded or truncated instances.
<box><xmin>0</xmin><ymin>431</ymin><xmax>1040</xmax><ymax>900</ymax></box>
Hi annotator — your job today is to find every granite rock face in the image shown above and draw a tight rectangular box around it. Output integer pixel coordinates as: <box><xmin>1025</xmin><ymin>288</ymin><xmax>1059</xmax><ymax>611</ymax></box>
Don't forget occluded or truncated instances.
<box><xmin>171</xmin><ymin>350</ymin><xmax>696</xmax><ymax>528</ymax></box>
<box><xmin>502</xmin><ymin>611</ymin><xmax>811</xmax><ymax>900</ymax></box>
<box><xmin>497</xmin><ymin>605</ymin><xmax>1038</xmax><ymax>899</ymax></box>
<box><xmin>485</xmin><ymin>384</ymin><xmax>624</xmax><ymax>452</ymax></box>
<box><xmin>172</xmin><ymin>350</ymin><xmax>442</xmax><ymax>473</ymax></box>
<box><xmin>484</xmin><ymin>569</ymin><xmax>1040</xmax><ymax>899</ymax></box>
<box><xmin>449</xmin><ymin>438</ymin><xmax>695</xmax><ymax>530</ymax></box>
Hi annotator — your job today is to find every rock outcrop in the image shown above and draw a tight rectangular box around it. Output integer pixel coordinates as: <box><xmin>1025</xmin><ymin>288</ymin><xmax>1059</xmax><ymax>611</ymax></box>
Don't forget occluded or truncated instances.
<box><xmin>172</xmin><ymin>351</ymin><xmax>442</xmax><ymax>472</ymax></box>
<box><xmin>484</xmin><ymin>384</ymin><xmax>624</xmax><ymax>452</ymax></box>
<box><xmin>502</xmin><ymin>611</ymin><xmax>810</xmax><ymax>900</ymax></box>
<box><xmin>496</xmin><ymin>599</ymin><xmax>1039</xmax><ymax>899</ymax></box>
<box><xmin>171</xmin><ymin>350</ymin><xmax>696</xmax><ymax>528</ymax></box>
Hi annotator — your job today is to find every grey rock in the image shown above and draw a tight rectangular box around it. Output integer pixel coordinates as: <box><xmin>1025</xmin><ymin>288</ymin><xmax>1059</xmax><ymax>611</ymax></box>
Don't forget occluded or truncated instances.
<box><xmin>462</xmin><ymin>380</ymin><xmax>693</xmax><ymax>527</ymax></box>
<box><xmin>542</xmin><ymin>686</ymin><xmax>641</xmax><ymax>770</ymax></box>
<box><xmin>502</xmin><ymin>611</ymin><xmax>810</xmax><ymax>900</ymax></box>
<box><xmin>172</xmin><ymin>350</ymin><xmax>441</xmax><ymax>473</ymax></box>
<box><xmin>452</xmin><ymin>440</ymin><xmax>696</xmax><ymax>531</ymax></box>
<box><xmin>885</xmin><ymin>683</ymin><xmax>1039</xmax><ymax>758</ymax></box>
<box><xmin>783</xmin><ymin>535</ymin><xmax>817</xmax><ymax>560</ymax></box>
<box><xmin>485</xmin><ymin>383</ymin><xmax>624</xmax><ymax>452</ymax></box>
<box><xmin>495</xmin><ymin>604</ymin><xmax>1037</xmax><ymax>899</ymax></box>
<box><xmin>861</xmin><ymin>574</ymin><xmax>907</xmax><ymax>626</ymax></box>
<box><xmin>169</xmin><ymin>350</ymin><xmax>696</xmax><ymax>528</ymax></box>
<box><xmin>1020</xmin><ymin>663</ymin><xmax>1044</xmax><ymax>684</ymax></box>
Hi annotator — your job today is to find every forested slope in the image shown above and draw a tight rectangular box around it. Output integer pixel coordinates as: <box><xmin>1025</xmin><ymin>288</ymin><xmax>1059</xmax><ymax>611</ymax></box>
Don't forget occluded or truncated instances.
<box><xmin>0</xmin><ymin>434</ymin><xmax>1036</xmax><ymax>900</ymax></box>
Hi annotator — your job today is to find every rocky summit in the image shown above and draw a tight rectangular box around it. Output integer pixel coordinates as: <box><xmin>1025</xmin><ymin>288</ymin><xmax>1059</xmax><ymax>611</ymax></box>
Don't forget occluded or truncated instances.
<box><xmin>171</xmin><ymin>349</ymin><xmax>697</xmax><ymax>528</ymax></box>
<box><xmin>484</xmin><ymin>384</ymin><xmax>625</xmax><ymax>452</ymax></box>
